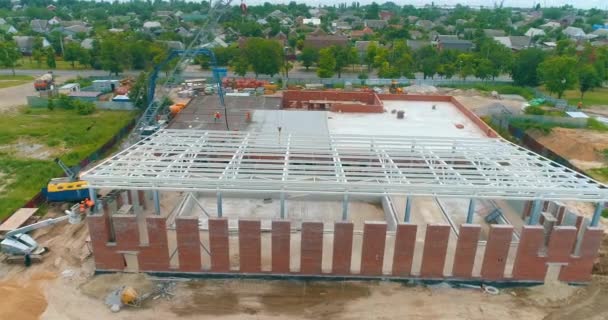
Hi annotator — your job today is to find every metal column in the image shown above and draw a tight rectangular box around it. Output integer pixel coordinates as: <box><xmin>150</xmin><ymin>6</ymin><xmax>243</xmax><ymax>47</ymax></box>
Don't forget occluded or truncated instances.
<box><xmin>216</xmin><ymin>191</ymin><xmax>223</xmax><ymax>217</ymax></box>
<box><xmin>280</xmin><ymin>192</ymin><xmax>286</xmax><ymax>219</ymax></box>
<box><xmin>591</xmin><ymin>202</ymin><xmax>604</xmax><ymax>227</ymax></box>
<box><xmin>528</xmin><ymin>199</ymin><xmax>542</xmax><ymax>225</ymax></box>
<box><xmin>342</xmin><ymin>194</ymin><xmax>349</xmax><ymax>221</ymax></box>
<box><xmin>153</xmin><ymin>190</ymin><xmax>160</xmax><ymax>215</ymax></box>
<box><xmin>466</xmin><ymin>198</ymin><xmax>476</xmax><ymax>224</ymax></box>
<box><xmin>404</xmin><ymin>196</ymin><xmax>412</xmax><ymax>222</ymax></box>
<box><xmin>88</xmin><ymin>187</ymin><xmax>98</xmax><ymax>213</ymax></box>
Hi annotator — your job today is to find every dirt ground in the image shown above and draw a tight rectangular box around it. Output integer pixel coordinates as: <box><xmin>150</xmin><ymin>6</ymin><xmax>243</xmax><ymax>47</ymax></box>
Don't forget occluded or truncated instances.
<box><xmin>0</xmin><ymin>80</ymin><xmax>36</xmax><ymax>112</ymax></box>
<box><xmin>0</xmin><ymin>209</ymin><xmax>607</xmax><ymax>320</ymax></box>
<box><xmin>529</xmin><ymin>128</ymin><xmax>608</xmax><ymax>170</ymax></box>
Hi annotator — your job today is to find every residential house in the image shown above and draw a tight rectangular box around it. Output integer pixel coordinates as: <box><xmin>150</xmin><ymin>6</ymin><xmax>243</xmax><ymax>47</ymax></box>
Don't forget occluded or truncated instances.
<box><xmin>407</xmin><ymin>40</ymin><xmax>431</xmax><ymax>51</ymax></box>
<box><xmin>46</xmin><ymin>4</ymin><xmax>56</xmax><ymax>11</ymax></box>
<box><xmin>364</xmin><ymin>19</ymin><xmax>387</xmax><ymax>30</ymax></box>
<box><xmin>63</xmin><ymin>25</ymin><xmax>92</xmax><ymax>37</ymax></box>
<box><xmin>455</xmin><ymin>18</ymin><xmax>467</xmax><ymax>25</ymax></box>
<box><xmin>309</xmin><ymin>27</ymin><xmax>327</xmax><ymax>37</ymax></box>
<box><xmin>415</xmin><ymin>19</ymin><xmax>434</xmax><ymax>31</ymax></box>
<box><xmin>303</xmin><ymin>34</ymin><xmax>348</xmax><ymax>50</ymax></box>
<box><xmin>540</xmin><ymin>21</ymin><xmax>561</xmax><ymax>29</ymax></box>
<box><xmin>157</xmin><ymin>40</ymin><xmax>185</xmax><ymax>50</ymax></box>
<box><xmin>257</xmin><ymin>18</ymin><xmax>268</xmax><ymax>26</ymax></box>
<box><xmin>493</xmin><ymin>36</ymin><xmax>532</xmax><ymax>51</ymax></box>
<box><xmin>274</xmin><ymin>31</ymin><xmax>287</xmax><ymax>46</ymax></box>
<box><xmin>354</xmin><ymin>41</ymin><xmax>374</xmax><ymax>58</ymax></box>
<box><xmin>350</xmin><ymin>27</ymin><xmax>374</xmax><ymax>39</ymax></box>
<box><xmin>0</xmin><ymin>18</ymin><xmax>5</xmax><ymax>25</ymax></box>
<box><xmin>81</xmin><ymin>38</ymin><xmax>94</xmax><ymax>50</ymax></box>
<box><xmin>13</xmin><ymin>36</ymin><xmax>50</xmax><ymax>55</ymax></box>
<box><xmin>308</xmin><ymin>8</ymin><xmax>327</xmax><ymax>18</ymax></box>
<box><xmin>332</xmin><ymin>21</ymin><xmax>352</xmax><ymax>31</ymax></box>
<box><xmin>407</xmin><ymin>16</ymin><xmax>418</xmax><ymax>24</ymax></box>
<box><xmin>302</xmin><ymin>18</ymin><xmax>321</xmax><ymax>26</ymax></box>
<box><xmin>560</xmin><ymin>15</ymin><xmax>577</xmax><ymax>27</ymax></box>
<box><xmin>437</xmin><ymin>39</ymin><xmax>473</xmax><ymax>52</ymax></box>
<box><xmin>30</xmin><ymin>19</ymin><xmax>49</xmax><ymax>33</ymax></box>
<box><xmin>143</xmin><ymin>21</ymin><xmax>162</xmax><ymax>31</ymax></box>
<box><xmin>483</xmin><ymin>29</ymin><xmax>506</xmax><ymax>37</ymax></box>
<box><xmin>279</xmin><ymin>17</ymin><xmax>293</xmax><ymax>26</ymax></box>
<box><xmin>563</xmin><ymin>26</ymin><xmax>586</xmax><ymax>39</ymax></box>
<box><xmin>379</xmin><ymin>11</ymin><xmax>395</xmax><ymax>21</ymax></box>
<box><xmin>592</xmin><ymin>28</ymin><xmax>608</xmax><ymax>39</ymax></box>
<box><xmin>268</xmin><ymin>10</ymin><xmax>288</xmax><ymax>21</ymax></box>
<box><xmin>525</xmin><ymin>28</ymin><xmax>545</xmax><ymax>38</ymax></box>
<box><xmin>48</xmin><ymin>16</ymin><xmax>61</xmax><ymax>26</ymax></box>
<box><xmin>0</xmin><ymin>24</ymin><xmax>17</xmax><ymax>34</ymax></box>
<box><xmin>433</xmin><ymin>34</ymin><xmax>459</xmax><ymax>42</ymax></box>
<box><xmin>409</xmin><ymin>30</ymin><xmax>423</xmax><ymax>40</ymax></box>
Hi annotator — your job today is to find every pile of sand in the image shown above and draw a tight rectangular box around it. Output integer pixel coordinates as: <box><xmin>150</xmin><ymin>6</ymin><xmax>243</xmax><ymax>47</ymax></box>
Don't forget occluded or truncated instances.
<box><xmin>404</xmin><ymin>85</ymin><xmax>438</xmax><ymax>94</ymax></box>
<box><xmin>527</xmin><ymin>280</ymin><xmax>581</xmax><ymax>307</ymax></box>
<box><xmin>530</xmin><ymin>128</ymin><xmax>608</xmax><ymax>164</ymax></box>
<box><xmin>80</xmin><ymin>273</ymin><xmax>154</xmax><ymax>300</ymax></box>
<box><xmin>0</xmin><ymin>271</ymin><xmax>57</xmax><ymax>320</ymax></box>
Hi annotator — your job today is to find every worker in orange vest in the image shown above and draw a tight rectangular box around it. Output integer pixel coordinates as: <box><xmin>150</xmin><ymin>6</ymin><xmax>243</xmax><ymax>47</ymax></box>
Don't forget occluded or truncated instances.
<box><xmin>213</xmin><ymin>112</ymin><xmax>221</xmax><ymax>123</ymax></box>
<box><xmin>577</xmin><ymin>101</ymin><xmax>583</xmax><ymax>110</ymax></box>
<box><xmin>85</xmin><ymin>197</ymin><xmax>94</xmax><ymax>209</ymax></box>
<box><xmin>79</xmin><ymin>201</ymin><xmax>86</xmax><ymax>214</ymax></box>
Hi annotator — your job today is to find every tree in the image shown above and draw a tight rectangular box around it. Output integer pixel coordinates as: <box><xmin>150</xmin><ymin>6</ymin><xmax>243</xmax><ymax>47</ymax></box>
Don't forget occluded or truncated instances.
<box><xmin>100</xmin><ymin>35</ymin><xmax>131</xmax><ymax>76</ymax></box>
<box><xmin>0</xmin><ymin>41</ymin><xmax>21</xmax><ymax>75</ymax></box>
<box><xmin>538</xmin><ymin>56</ymin><xmax>578</xmax><ymax>99</ymax></box>
<box><xmin>365</xmin><ymin>2</ymin><xmax>380</xmax><ymax>19</ymax></box>
<box><xmin>365</xmin><ymin>41</ymin><xmax>378</xmax><ymax>71</ymax></box>
<box><xmin>63</xmin><ymin>42</ymin><xmax>82</xmax><ymax>68</ymax></box>
<box><xmin>414</xmin><ymin>46</ymin><xmax>439</xmax><ymax>79</ymax></box>
<box><xmin>245</xmin><ymin>38</ymin><xmax>282</xmax><ymax>77</ymax></box>
<box><xmin>511</xmin><ymin>48</ymin><xmax>545</xmax><ymax>86</ymax></box>
<box><xmin>578</xmin><ymin>64</ymin><xmax>601</xmax><ymax>101</ymax></box>
<box><xmin>128</xmin><ymin>72</ymin><xmax>149</xmax><ymax>110</ymax></box>
<box><xmin>299</xmin><ymin>47</ymin><xmax>317</xmax><ymax>71</ymax></box>
<box><xmin>77</xmin><ymin>49</ymin><xmax>91</xmax><ymax>68</ymax></box>
<box><xmin>457</xmin><ymin>53</ymin><xmax>476</xmax><ymax>80</ymax></box>
<box><xmin>474</xmin><ymin>58</ymin><xmax>493</xmax><ymax>81</ymax></box>
<box><xmin>332</xmin><ymin>45</ymin><xmax>355</xmax><ymax>78</ymax></box>
<box><xmin>317</xmin><ymin>47</ymin><xmax>336</xmax><ymax>78</ymax></box>
<box><xmin>45</xmin><ymin>47</ymin><xmax>56</xmax><ymax>69</ymax></box>
<box><xmin>231</xmin><ymin>54</ymin><xmax>249</xmax><ymax>77</ymax></box>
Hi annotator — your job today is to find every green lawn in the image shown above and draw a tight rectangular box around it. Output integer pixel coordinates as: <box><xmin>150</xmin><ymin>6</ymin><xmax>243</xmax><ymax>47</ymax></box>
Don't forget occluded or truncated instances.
<box><xmin>539</xmin><ymin>86</ymin><xmax>608</xmax><ymax>108</ymax></box>
<box><xmin>0</xmin><ymin>75</ymin><xmax>34</xmax><ymax>89</ymax></box>
<box><xmin>16</xmin><ymin>58</ymin><xmax>86</xmax><ymax>70</ymax></box>
<box><xmin>0</xmin><ymin>108</ymin><xmax>135</xmax><ymax>219</ymax></box>
<box><xmin>588</xmin><ymin>167</ymin><xmax>608</xmax><ymax>184</ymax></box>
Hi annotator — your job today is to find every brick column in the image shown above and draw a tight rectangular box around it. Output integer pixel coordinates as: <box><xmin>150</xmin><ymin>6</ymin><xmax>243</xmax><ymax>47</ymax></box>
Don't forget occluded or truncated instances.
<box><xmin>361</xmin><ymin>222</ymin><xmax>387</xmax><ymax>276</ymax></box>
<box><xmin>547</xmin><ymin>226</ymin><xmax>578</xmax><ymax>263</ymax></box>
<box><xmin>332</xmin><ymin>222</ymin><xmax>353</xmax><ymax>275</ymax></box>
<box><xmin>87</xmin><ymin>214</ymin><xmax>124</xmax><ymax>270</ymax></box>
<box><xmin>209</xmin><ymin>218</ymin><xmax>230</xmax><ymax>272</ymax></box>
<box><xmin>392</xmin><ymin>224</ymin><xmax>417</xmax><ymax>276</ymax></box>
<box><xmin>137</xmin><ymin>190</ymin><xmax>147</xmax><ymax>210</ymax></box>
<box><xmin>138</xmin><ymin>216</ymin><xmax>170</xmax><ymax>271</ymax></box>
<box><xmin>481</xmin><ymin>225</ymin><xmax>513</xmax><ymax>280</ymax></box>
<box><xmin>112</xmin><ymin>214</ymin><xmax>140</xmax><ymax>249</ymax></box>
<box><xmin>300</xmin><ymin>222</ymin><xmax>323</xmax><ymax>274</ymax></box>
<box><xmin>559</xmin><ymin>227</ymin><xmax>604</xmax><ymax>282</ymax></box>
<box><xmin>452</xmin><ymin>224</ymin><xmax>481</xmax><ymax>278</ymax></box>
<box><xmin>512</xmin><ymin>225</ymin><xmax>547</xmax><ymax>281</ymax></box>
<box><xmin>420</xmin><ymin>224</ymin><xmax>451</xmax><ymax>278</ymax></box>
<box><xmin>271</xmin><ymin>221</ymin><xmax>291</xmax><ymax>273</ymax></box>
<box><xmin>239</xmin><ymin>220</ymin><xmax>261</xmax><ymax>273</ymax></box>
<box><xmin>176</xmin><ymin>216</ymin><xmax>202</xmax><ymax>272</ymax></box>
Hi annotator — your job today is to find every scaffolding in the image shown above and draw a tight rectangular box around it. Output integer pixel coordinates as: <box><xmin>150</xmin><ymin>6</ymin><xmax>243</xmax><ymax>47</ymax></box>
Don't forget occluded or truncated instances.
<box><xmin>82</xmin><ymin>129</ymin><xmax>608</xmax><ymax>203</ymax></box>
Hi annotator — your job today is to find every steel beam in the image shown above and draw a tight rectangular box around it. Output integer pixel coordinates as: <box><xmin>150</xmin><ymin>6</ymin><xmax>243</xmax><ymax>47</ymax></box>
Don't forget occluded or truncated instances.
<box><xmin>342</xmin><ymin>194</ymin><xmax>349</xmax><ymax>221</ymax></box>
<box><xmin>591</xmin><ymin>202</ymin><xmax>604</xmax><ymax>227</ymax></box>
<box><xmin>404</xmin><ymin>196</ymin><xmax>412</xmax><ymax>222</ymax></box>
<box><xmin>216</xmin><ymin>191</ymin><xmax>223</xmax><ymax>217</ymax></box>
<box><xmin>466</xmin><ymin>198</ymin><xmax>476</xmax><ymax>224</ymax></box>
<box><xmin>528</xmin><ymin>199</ymin><xmax>542</xmax><ymax>225</ymax></box>
<box><xmin>153</xmin><ymin>190</ymin><xmax>160</xmax><ymax>215</ymax></box>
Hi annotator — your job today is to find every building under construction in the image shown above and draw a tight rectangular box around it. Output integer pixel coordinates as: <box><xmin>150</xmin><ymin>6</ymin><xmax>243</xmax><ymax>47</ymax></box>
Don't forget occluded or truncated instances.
<box><xmin>83</xmin><ymin>91</ymin><xmax>607</xmax><ymax>283</ymax></box>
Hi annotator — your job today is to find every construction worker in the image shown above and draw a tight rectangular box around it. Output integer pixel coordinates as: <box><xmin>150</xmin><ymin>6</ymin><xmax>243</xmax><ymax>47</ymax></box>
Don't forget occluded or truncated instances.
<box><xmin>79</xmin><ymin>201</ymin><xmax>86</xmax><ymax>214</ymax></box>
<box><xmin>213</xmin><ymin>111</ymin><xmax>221</xmax><ymax>123</ymax></box>
<box><xmin>245</xmin><ymin>111</ymin><xmax>251</xmax><ymax>122</ymax></box>
<box><xmin>85</xmin><ymin>197</ymin><xmax>94</xmax><ymax>210</ymax></box>
<box><xmin>577</xmin><ymin>101</ymin><xmax>583</xmax><ymax>110</ymax></box>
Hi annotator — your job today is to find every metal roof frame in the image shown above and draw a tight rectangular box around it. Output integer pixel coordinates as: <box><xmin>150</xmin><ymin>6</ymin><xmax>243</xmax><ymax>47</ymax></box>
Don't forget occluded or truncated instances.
<box><xmin>82</xmin><ymin>129</ymin><xmax>608</xmax><ymax>202</ymax></box>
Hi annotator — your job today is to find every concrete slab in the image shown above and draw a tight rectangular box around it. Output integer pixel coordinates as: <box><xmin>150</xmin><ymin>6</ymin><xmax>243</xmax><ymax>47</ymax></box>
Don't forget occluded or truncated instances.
<box><xmin>327</xmin><ymin>100</ymin><xmax>486</xmax><ymax>137</ymax></box>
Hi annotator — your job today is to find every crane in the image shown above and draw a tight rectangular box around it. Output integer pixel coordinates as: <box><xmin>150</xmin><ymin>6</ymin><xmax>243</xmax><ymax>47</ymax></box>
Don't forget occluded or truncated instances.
<box><xmin>1</xmin><ymin>210</ymin><xmax>81</xmax><ymax>265</ymax></box>
<box><xmin>42</xmin><ymin>158</ymin><xmax>90</xmax><ymax>202</ymax></box>
<box><xmin>133</xmin><ymin>0</ymin><xmax>233</xmax><ymax>139</ymax></box>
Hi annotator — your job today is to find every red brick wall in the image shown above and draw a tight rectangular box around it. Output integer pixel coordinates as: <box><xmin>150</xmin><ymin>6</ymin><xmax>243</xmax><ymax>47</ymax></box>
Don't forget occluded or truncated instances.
<box><xmin>112</xmin><ymin>215</ymin><xmax>139</xmax><ymax>248</ymax></box>
<box><xmin>559</xmin><ymin>227</ymin><xmax>604</xmax><ymax>282</ymax></box>
<box><xmin>300</xmin><ymin>222</ymin><xmax>324</xmax><ymax>274</ymax></box>
<box><xmin>377</xmin><ymin>94</ymin><xmax>452</xmax><ymax>102</ymax></box>
<box><xmin>271</xmin><ymin>221</ymin><xmax>291</xmax><ymax>273</ymax></box>
<box><xmin>360</xmin><ymin>223</ymin><xmax>387</xmax><ymax>276</ymax></box>
<box><xmin>420</xmin><ymin>224</ymin><xmax>451</xmax><ymax>278</ymax></box>
<box><xmin>450</xmin><ymin>97</ymin><xmax>498</xmax><ymax>138</ymax></box>
<box><xmin>547</xmin><ymin>226</ymin><xmax>578</xmax><ymax>263</ymax></box>
<box><xmin>282</xmin><ymin>90</ymin><xmax>383</xmax><ymax>113</ymax></box>
<box><xmin>176</xmin><ymin>217</ymin><xmax>202</xmax><ymax>272</ymax></box>
<box><xmin>481</xmin><ymin>225</ymin><xmax>513</xmax><ymax>280</ymax></box>
<box><xmin>209</xmin><ymin>218</ymin><xmax>230</xmax><ymax>272</ymax></box>
<box><xmin>87</xmin><ymin>214</ymin><xmax>124</xmax><ymax>270</ymax></box>
<box><xmin>138</xmin><ymin>216</ymin><xmax>170</xmax><ymax>271</ymax></box>
<box><xmin>512</xmin><ymin>226</ymin><xmax>546</xmax><ymax>280</ymax></box>
<box><xmin>452</xmin><ymin>224</ymin><xmax>481</xmax><ymax>278</ymax></box>
<box><xmin>392</xmin><ymin>224</ymin><xmax>417</xmax><ymax>276</ymax></box>
<box><xmin>332</xmin><ymin>222</ymin><xmax>354</xmax><ymax>275</ymax></box>
<box><xmin>239</xmin><ymin>220</ymin><xmax>261</xmax><ymax>273</ymax></box>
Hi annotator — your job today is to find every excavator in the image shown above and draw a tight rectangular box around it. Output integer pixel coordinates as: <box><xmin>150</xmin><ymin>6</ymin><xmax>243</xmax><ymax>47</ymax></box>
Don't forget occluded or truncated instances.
<box><xmin>1</xmin><ymin>209</ymin><xmax>82</xmax><ymax>265</ymax></box>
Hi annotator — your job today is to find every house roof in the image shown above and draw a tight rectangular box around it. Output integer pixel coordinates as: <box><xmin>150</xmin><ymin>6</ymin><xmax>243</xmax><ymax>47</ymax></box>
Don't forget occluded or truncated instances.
<box><xmin>438</xmin><ymin>39</ymin><xmax>473</xmax><ymax>51</ymax></box>
<box><xmin>563</xmin><ymin>26</ymin><xmax>585</xmax><ymax>37</ymax></box>
<box><xmin>364</xmin><ymin>19</ymin><xmax>387</xmax><ymax>29</ymax></box>
<box><xmin>525</xmin><ymin>28</ymin><xmax>545</xmax><ymax>37</ymax></box>
<box><xmin>483</xmin><ymin>29</ymin><xmax>506</xmax><ymax>37</ymax></box>
<box><xmin>81</xmin><ymin>38</ymin><xmax>94</xmax><ymax>49</ymax></box>
<box><xmin>407</xmin><ymin>40</ymin><xmax>431</xmax><ymax>51</ymax></box>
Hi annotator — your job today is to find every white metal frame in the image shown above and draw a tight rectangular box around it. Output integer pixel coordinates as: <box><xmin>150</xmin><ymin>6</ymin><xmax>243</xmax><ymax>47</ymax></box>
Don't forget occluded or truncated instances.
<box><xmin>82</xmin><ymin>129</ymin><xmax>608</xmax><ymax>202</ymax></box>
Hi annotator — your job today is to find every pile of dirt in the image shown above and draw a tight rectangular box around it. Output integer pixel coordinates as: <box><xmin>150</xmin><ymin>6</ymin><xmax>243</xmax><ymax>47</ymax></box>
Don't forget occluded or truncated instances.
<box><xmin>530</xmin><ymin>128</ymin><xmax>608</xmax><ymax>168</ymax></box>
<box><xmin>0</xmin><ymin>271</ymin><xmax>57</xmax><ymax>320</ymax></box>
<box><xmin>80</xmin><ymin>273</ymin><xmax>155</xmax><ymax>300</ymax></box>
<box><xmin>403</xmin><ymin>84</ymin><xmax>439</xmax><ymax>94</ymax></box>
<box><xmin>526</xmin><ymin>279</ymin><xmax>581</xmax><ymax>307</ymax></box>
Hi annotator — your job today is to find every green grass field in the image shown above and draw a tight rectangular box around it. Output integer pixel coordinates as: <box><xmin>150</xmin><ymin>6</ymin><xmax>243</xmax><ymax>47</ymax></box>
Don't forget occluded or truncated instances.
<box><xmin>0</xmin><ymin>108</ymin><xmax>135</xmax><ymax>219</ymax></box>
<box><xmin>0</xmin><ymin>75</ymin><xmax>34</xmax><ymax>89</ymax></box>
<box><xmin>16</xmin><ymin>57</ymin><xmax>86</xmax><ymax>70</ymax></box>
<box><xmin>539</xmin><ymin>86</ymin><xmax>608</xmax><ymax>108</ymax></box>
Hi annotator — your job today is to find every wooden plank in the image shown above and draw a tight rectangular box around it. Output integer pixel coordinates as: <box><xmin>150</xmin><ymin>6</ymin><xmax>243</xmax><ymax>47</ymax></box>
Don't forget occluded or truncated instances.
<box><xmin>0</xmin><ymin>208</ymin><xmax>38</xmax><ymax>232</ymax></box>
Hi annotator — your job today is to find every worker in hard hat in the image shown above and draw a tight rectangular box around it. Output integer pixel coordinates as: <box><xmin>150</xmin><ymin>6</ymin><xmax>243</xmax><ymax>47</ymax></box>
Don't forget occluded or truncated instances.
<box><xmin>213</xmin><ymin>111</ymin><xmax>221</xmax><ymax>123</ymax></box>
<box><xmin>79</xmin><ymin>201</ymin><xmax>86</xmax><ymax>214</ymax></box>
<box><xmin>85</xmin><ymin>198</ymin><xmax>94</xmax><ymax>212</ymax></box>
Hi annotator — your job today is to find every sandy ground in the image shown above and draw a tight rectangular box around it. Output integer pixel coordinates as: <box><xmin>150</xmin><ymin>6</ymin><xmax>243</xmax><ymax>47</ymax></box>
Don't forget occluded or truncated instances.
<box><xmin>454</xmin><ymin>95</ymin><xmax>525</xmax><ymax>116</ymax></box>
<box><xmin>1</xmin><ymin>209</ymin><xmax>607</xmax><ymax>320</ymax></box>
<box><xmin>0</xmin><ymin>80</ymin><xmax>36</xmax><ymax>112</ymax></box>
<box><xmin>529</xmin><ymin>128</ymin><xmax>608</xmax><ymax>167</ymax></box>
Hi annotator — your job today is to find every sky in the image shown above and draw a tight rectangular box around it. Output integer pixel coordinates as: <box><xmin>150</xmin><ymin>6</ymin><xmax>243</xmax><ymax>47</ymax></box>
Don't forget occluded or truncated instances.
<box><xmin>239</xmin><ymin>0</ymin><xmax>607</xmax><ymax>10</ymax></box>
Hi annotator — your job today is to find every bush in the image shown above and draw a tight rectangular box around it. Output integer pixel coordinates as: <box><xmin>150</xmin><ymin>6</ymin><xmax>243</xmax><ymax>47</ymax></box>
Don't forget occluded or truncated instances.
<box><xmin>524</xmin><ymin>106</ymin><xmax>545</xmax><ymax>115</ymax></box>
<box><xmin>75</xmin><ymin>100</ymin><xmax>96</xmax><ymax>115</ymax></box>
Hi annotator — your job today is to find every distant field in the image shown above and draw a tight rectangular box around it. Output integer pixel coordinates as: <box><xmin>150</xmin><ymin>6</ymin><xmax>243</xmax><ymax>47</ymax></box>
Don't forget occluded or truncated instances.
<box><xmin>16</xmin><ymin>57</ymin><xmax>85</xmax><ymax>70</ymax></box>
<box><xmin>0</xmin><ymin>75</ymin><xmax>34</xmax><ymax>89</ymax></box>
<box><xmin>539</xmin><ymin>86</ymin><xmax>608</xmax><ymax>108</ymax></box>
<box><xmin>0</xmin><ymin>108</ymin><xmax>135</xmax><ymax>219</ymax></box>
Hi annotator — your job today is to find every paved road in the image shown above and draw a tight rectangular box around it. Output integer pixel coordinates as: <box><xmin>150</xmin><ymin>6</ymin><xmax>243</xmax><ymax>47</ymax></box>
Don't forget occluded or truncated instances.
<box><xmin>0</xmin><ymin>67</ymin><xmax>513</xmax><ymax>82</ymax></box>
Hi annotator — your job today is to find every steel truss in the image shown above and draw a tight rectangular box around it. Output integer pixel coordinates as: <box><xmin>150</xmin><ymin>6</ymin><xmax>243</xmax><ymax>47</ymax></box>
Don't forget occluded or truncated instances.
<box><xmin>82</xmin><ymin>129</ymin><xmax>608</xmax><ymax>202</ymax></box>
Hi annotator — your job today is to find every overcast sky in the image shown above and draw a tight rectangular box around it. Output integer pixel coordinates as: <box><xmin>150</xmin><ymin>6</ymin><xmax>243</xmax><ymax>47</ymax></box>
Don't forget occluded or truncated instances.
<box><xmin>241</xmin><ymin>0</ymin><xmax>607</xmax><ymax>10</ymax></box>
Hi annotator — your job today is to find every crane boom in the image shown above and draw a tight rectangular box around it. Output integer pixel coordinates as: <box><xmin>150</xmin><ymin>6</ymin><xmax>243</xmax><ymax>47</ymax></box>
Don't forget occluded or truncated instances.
<box><xmin>5</xmin><ymin>214</ymin><xmax>69</xmax><ymax>238</ymax></box>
